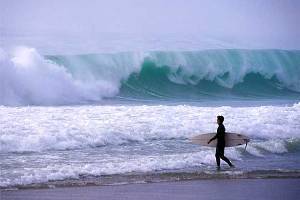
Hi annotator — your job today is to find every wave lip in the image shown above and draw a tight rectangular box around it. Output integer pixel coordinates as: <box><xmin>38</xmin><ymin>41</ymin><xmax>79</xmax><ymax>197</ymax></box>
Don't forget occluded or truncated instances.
<box><xmin>119</xmin><ymin>49</ymin><xmax>300</xmax><ymax>100</ymax></box>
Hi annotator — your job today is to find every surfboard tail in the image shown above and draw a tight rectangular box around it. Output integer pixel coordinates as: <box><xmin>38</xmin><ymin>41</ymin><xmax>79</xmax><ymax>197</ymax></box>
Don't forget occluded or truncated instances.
<box><xmin>244</xmin><ymin>138</ymin><xmax>250</xmax><ymax>151</ymax></box>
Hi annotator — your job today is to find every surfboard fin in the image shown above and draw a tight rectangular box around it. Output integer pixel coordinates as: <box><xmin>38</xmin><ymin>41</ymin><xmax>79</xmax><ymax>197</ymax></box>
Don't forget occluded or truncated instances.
<box><xmin>244</xmin><ymin>139</ymin><xmax>249</xmax><ymax>151</ymax></box>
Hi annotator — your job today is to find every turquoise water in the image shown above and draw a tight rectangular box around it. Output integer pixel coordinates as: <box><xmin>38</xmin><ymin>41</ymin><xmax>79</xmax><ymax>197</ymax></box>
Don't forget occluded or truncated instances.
<box><xmin>1</xmin><ymin>48</ymin><xmax>300</xmax><ymax>105</ymax></box>
<box><xmin>49</xmin><ymin>49</ymin><xmax>300</xmax><ymax>103</ymax></box>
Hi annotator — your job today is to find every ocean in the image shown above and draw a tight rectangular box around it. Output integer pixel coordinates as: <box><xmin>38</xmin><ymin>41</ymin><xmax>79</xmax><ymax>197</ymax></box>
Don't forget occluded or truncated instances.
<box><xmin>1</xmin><ymin>46</ymin><xmax>300</xmax><ymax>189</ymax></box>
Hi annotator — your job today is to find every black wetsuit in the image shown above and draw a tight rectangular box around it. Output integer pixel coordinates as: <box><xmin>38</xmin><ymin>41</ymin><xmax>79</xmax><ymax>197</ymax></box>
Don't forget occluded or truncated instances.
<box><xmin>211</xmin><ymin>124</ymin><xmax>232</xmax><ymax>167</ymax></box>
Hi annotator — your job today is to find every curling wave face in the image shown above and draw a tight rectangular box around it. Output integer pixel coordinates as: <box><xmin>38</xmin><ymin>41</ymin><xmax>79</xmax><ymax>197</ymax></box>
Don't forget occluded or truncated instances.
<box><xmin>1</xmin><ymin>47</ymin><xmax>300</xmax><ymax>105</ymax></box>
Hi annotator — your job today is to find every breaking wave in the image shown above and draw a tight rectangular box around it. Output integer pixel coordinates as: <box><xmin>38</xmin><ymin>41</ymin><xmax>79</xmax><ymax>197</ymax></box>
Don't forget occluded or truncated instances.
<box><xmin>1</xmin><ymin>47</ymin><xmax>300</xmax><ymax>105</ymax></box>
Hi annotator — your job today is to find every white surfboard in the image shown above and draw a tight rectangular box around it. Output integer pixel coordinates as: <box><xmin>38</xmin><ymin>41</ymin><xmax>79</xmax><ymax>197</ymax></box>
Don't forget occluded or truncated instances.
<box><xmin>191</xmin><ymin>133</ymin><xmax>250</xmax><ymax>147</ymax></box>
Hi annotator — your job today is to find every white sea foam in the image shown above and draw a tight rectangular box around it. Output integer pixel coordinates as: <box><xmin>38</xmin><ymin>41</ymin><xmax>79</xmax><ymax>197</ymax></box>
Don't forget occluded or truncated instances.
<box><xmin>1</xmin><ymin>103</ymin><xmax>299</xmax><ymax>187</ymax></box>
<box><xmin>0</xmin><ymin>103</ymin><xmax>299</xmax><ymax>153</ymax></box>
<box><xmin>0</xmin><ymin>148</ymin><xmax>242</xmax><ymax>187</ymax></box>
<box><xmin>252</xmin><ymin>140</ymin><xmax>288</xmax><ymax>154</ymax></box>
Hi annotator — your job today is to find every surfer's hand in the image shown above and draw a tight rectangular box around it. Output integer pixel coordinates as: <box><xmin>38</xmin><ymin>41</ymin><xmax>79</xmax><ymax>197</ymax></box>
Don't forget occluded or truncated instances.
<box><xmin>207</xmin><ymin>140</ymin><xmax>211</xmax><ymax>144</ymax></box>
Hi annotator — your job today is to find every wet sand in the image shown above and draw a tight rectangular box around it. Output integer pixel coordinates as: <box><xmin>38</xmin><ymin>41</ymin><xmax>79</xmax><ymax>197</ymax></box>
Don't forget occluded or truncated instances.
<box><xmin>1</xmin><ymin>178</ymin><xmax>300</xmax><ymax>200</ymax></box>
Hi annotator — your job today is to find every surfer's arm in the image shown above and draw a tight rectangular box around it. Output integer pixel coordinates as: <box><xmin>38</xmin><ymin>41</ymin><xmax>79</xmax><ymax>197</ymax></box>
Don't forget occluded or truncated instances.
<box><xmin>208</xmin><ymin>134</ymin><xmax>218</xmax><ymax>144</ymax></box>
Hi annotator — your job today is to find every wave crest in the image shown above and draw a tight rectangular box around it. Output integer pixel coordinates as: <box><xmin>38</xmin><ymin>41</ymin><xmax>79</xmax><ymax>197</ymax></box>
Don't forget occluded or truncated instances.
<box><xmin>1</xmin><ymin>47</ymin><xmax>300</xmax><ymax>105</ymax></box>
<box><xmin>0</xmin><ymin>47</ymin><xmax>119</xmax><ymax>105</ymax></box>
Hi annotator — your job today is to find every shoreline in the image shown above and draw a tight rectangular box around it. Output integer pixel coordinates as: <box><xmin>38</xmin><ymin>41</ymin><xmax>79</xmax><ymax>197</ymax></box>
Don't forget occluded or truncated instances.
<box><xmin>2</xmin><ymin>178</ymin><xmax>300</xmax><ymax>200</ymax></box>
<box><xmin>2</xmin><ymin>169</ymin><xmax>300</xmax><ymax>191</ymax></box>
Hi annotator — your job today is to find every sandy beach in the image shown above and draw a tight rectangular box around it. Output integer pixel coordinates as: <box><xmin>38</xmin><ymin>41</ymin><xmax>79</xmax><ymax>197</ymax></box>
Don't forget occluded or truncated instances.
<box><xmin>2</xmin><ymin>178</ymin><xmax>300</xmax><ymax>200</ymax></box>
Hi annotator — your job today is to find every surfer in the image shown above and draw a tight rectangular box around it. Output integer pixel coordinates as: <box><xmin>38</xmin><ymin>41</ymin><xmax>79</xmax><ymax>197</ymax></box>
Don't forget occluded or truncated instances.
<box><xmin>208</xmin><ymin>115</ymin><xmax>234</xmax><ymax>170</ymax></box>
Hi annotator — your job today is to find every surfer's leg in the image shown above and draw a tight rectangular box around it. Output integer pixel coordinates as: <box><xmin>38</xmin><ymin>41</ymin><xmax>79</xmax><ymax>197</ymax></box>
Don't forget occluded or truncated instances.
<box><xmin>217</xmin><ymin>146</ymin><xmax>233</xmax><ymax>167</ymax></box>
<box><xmin>220</xmin><ymin>155</ymin><xmax>233</xmax><ymax>167</ymax></box>
<box><xmin>215</xmin><ymin>149</ymin><xmax>221</xmax><ymax>167</ymax></box>
<box><xmin>215</xmin><ymin>154</ymin><xmax>220</xmax><ymax>167</ymax></box>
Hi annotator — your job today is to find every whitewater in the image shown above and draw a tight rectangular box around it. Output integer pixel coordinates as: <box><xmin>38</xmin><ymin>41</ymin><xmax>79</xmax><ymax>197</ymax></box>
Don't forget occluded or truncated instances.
<box><xmin>1</xmin><ymin>103</ymin><xmax>300</xmax><ymax>188</ymax></box>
